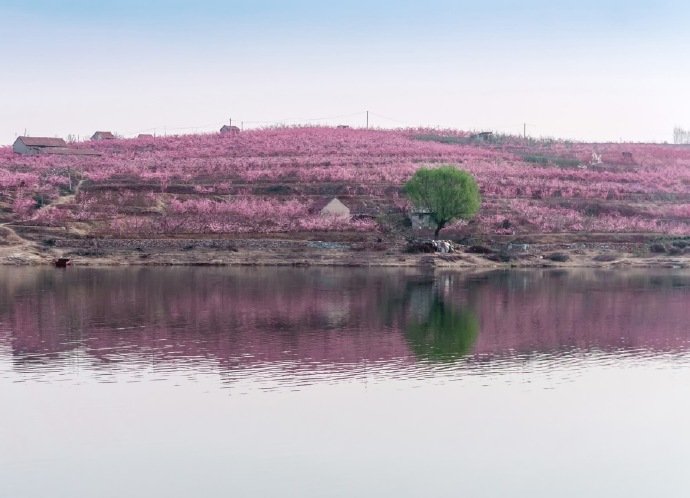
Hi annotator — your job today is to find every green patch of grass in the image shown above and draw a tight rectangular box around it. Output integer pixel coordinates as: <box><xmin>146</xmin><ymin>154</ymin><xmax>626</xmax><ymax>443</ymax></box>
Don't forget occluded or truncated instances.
<box><xmin>412</xmin><ymin>134</ymin><xmax>468</xmax><ymax>145</ymax></box>
<box><xmin>522</xmin><ymin>154</ymin><xmax>580</xmax><ymax>168</ymax></box>
<box><xmin>523</xmin><ymin>154</ymin><xmax>550</xmax><ymax>165</ymax></box>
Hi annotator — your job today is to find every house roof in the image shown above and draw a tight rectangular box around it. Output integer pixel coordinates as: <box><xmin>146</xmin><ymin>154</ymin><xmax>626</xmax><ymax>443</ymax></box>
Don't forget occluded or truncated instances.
<box><xmin>92</xmin><ymin>131</ymin><xmax>115</xmax><ymax>139</ymax></box>
<box><xmin>311</xmin><ymin>197</ymin><xmax>345</xmax><ymax>212</ymax></box>
<box><xmin>311</xmin><ymin>197</ymin><xmax>350</xmax><ymax>214</ymax></box>
<box><xmin>470</xmin><ymin>131</ymin><xmax>493</xmax><ymax>139</ymax></box>
<box><xmin>310</xmin><ymin>197</ymin><xmax>389</xmax><ymax>216</ymax></box>
<box><xmin>17</xmin><ymin>136</ymin><xmax>66</xmax><ymax>147</ymax></box>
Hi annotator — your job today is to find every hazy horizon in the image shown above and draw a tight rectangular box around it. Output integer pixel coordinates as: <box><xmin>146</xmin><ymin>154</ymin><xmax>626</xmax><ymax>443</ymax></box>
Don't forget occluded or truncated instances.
<box><xmin>3</xmin><ymin>0</ymin><xmax>690</xmax><ymax>145</ymax></box>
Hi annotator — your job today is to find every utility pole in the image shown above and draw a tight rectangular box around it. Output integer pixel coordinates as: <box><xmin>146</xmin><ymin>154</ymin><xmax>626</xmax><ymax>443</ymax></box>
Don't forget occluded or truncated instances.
<box><xmin>229</xmin><ymin>117</ymin><xmax>232</xmax><ymax>127</ymax></box>
<box><xmin>366</xmin><ymin>110</ymin><xmax>369</xmax><ymax>129</ymax></box>
<box><xmin>241</xmin><ymin>121</ymin><xmax>243</xmax><ymax>131</ymax></box>
<box><xmin>523</xmin><ymin>123</ymin><xmax>526</xmax><ymax>139</ymax></box>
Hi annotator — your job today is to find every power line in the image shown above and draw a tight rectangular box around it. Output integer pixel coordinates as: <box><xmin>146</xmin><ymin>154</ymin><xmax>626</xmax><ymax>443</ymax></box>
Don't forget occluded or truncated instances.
<box><xmin>119</xmin><ymin>111</ymin><xmax>369</xmax><ymax>138</ymax></box>
<box><xmin>110</xmin><ymin>110</ymin><xmax>543</xmax><ymax>139</ymax></box>
<box><xmin>242</xmin><ymin>111</ymin><xmax>366</xmax><ymax>125</ymax></box>
<box><xmin>122</xmin><ymin>120</ymin><xmax>227</xmax><ymax>136</ymax></box>
<box><xmin>368</xmin><ymin>111</ymin><xmax>407</xmax><ymax>125</ymax></box>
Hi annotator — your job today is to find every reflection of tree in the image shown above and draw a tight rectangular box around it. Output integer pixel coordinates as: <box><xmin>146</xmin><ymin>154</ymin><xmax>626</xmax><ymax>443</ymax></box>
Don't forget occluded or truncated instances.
<box><xmin>405</xmin><ymin>299</ymin><xmax>479</xmax><ymax>362</ymax></box>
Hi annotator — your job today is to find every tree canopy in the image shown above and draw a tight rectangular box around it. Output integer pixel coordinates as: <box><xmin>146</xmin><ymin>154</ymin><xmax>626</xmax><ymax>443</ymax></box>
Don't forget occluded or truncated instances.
<box><xmin>404</xmin><ymin>165</ymin><xmax>481</xmax><ymax>238</ymax></box>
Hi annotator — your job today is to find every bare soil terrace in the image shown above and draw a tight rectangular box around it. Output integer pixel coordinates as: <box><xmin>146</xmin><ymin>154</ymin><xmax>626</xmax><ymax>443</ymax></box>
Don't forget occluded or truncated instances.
<box><xmin>1</xmin><ymin>224</ymin><xmax>687</xmax><ymax>269</ymax></box>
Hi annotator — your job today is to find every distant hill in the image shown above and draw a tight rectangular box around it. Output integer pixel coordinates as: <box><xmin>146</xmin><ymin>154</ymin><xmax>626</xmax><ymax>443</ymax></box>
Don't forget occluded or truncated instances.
<box><xmin>1</xmin><ymin>127</ymin><xmax>689</xmax><ymax>238</ymax></box>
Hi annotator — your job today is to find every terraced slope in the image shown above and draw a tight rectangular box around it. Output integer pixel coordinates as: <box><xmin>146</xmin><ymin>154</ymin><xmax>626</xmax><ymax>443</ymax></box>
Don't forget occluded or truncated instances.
<box><xmin>1</xmin><ymin>127</ymin><xmax>689</xmax><ymax>241</ymax></box>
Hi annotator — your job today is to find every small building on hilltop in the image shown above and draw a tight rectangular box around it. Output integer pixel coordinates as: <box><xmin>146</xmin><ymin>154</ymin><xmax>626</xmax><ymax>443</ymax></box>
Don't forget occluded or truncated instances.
<box><xmin>313</xmin><ymin>197</ymin><xmax>351</xmax><ymax>217</ymax></box>
<box><xmin>469</xmin><ymin>131</ymin><xmax>493</xmax><ymax>143</ymax></box>
<box><xmin>91</xmin><ymin>131</ymin><xmax>116</xmax><ymax>140</ymax></box>
<box><xmin>13</xmin><ymin>136</ymin><xmax>67</xmax><ymax>155</ymax></box>
<box><xmin>409</xmin><ymin>209</ymin><xmax>435</xmax><ymax>230</ymax></box>
<box><xmin>137</xmin><ymin>133</ymin><xmax>154</xmax><ymax>139</ymax></box>
<box><xmin>220</xmin><ymin>125</ymin><xmax>240</xmax><ymax>135</ymax></box>
<box><xmin>12</xmin><ymin>136</ymin><xmax>99</xmax><ymax>156</ymax></box>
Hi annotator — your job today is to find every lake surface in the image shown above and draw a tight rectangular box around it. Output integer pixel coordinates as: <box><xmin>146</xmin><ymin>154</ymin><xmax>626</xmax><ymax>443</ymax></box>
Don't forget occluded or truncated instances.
<box><xmin>1</xmin><ymin>267</ymin><xmax>689</xmax><ymax>498</ymax></box>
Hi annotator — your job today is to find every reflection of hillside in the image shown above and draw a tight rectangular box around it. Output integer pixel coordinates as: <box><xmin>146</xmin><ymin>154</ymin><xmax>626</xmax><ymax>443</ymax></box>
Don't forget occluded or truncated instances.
<box><xmin>1</xmin><ymin>268</ymin><xmax>418</xmax><ymax>367</ymax></box>
<box><xmin>1</xmin><ymin>268</ymin><xmax>689</xmax><ymax>372</ymax></box>
<box><xmin>463</xmin><ymin>270</ymin><xmax>690</xmax><ymax>355</ymax></box>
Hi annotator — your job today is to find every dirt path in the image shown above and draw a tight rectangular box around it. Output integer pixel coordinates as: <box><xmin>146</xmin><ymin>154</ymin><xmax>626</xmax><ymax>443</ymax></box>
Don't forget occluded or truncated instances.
<box><xmin>1</xmin><ymin>208</ymin><xmax>687</xmax><ymax>268</ymax></box>
<box><xmin>0</xmin><ymin>222</ymin><xmax>51</xmax><ymax>264</ymax></box>
<box><xmin>0</xmin><ymin>222</ymin><xmax>25</xmax><ymax>243</ymax></box>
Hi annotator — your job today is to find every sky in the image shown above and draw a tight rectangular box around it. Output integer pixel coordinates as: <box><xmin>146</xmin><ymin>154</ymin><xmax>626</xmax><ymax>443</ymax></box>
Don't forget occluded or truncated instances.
<box><xmin>2</xmin><ymin>0</ymin><xmax>690</xmax><ymax>144</ymax></box>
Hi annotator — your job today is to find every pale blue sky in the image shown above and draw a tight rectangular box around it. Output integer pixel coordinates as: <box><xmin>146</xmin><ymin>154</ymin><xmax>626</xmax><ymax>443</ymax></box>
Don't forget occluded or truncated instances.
<box><xmin>2</xmin><ymin>0</ymin><xmax>689</xmax><ymax>143</ymax></box>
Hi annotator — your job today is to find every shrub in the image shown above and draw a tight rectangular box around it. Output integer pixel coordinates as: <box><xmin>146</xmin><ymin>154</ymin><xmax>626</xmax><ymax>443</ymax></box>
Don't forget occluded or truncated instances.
<box><xmin>545</xmin><ymin>252</ymin><xmax>570</xmax><ymax>262</ymax></box>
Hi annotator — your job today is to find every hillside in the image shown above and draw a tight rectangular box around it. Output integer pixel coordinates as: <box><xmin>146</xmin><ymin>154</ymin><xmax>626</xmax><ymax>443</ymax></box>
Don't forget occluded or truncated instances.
<box><xmin>1</xmin><ymin>127</ymin><xmax>689</xmax><ymax>265</ymax></box>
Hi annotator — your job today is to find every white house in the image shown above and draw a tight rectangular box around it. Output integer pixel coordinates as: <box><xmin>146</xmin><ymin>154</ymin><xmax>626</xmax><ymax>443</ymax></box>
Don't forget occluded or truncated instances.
<box><xmin>409</xmin><ymin>209</ymin><xmax>435</xmax><ymax>230</ymax></box>
<box><xmin>13</xmin><ymin>136</ymin><xmax>100</xmax><ymax>156</ymax></box>
<box><xmin>13</xmin><ymin>136</ymin><xmax>67</xmax><ymax>155</ymax></box>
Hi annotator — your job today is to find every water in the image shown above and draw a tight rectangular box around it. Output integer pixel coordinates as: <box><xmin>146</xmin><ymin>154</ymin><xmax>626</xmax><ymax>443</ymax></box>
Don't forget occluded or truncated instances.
<box><xmin>1</xmin><ymin>267</ymin><xmax>689</xmax><ymax>498</ymax></box>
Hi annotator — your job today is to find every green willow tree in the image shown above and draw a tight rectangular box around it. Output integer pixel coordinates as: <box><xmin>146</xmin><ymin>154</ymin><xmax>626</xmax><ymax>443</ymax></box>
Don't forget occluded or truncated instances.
<box><xmin>404</xmin><ymin>165</ymin><xmax>481</xmax><ymax>238</ymax></box>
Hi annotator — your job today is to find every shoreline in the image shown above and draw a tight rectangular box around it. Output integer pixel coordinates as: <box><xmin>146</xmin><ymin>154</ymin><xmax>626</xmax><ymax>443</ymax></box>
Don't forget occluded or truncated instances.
<box><xmin>2</xmin><ymin>235</ymin><xmax>688</xmax><ymax>269</ymax></box>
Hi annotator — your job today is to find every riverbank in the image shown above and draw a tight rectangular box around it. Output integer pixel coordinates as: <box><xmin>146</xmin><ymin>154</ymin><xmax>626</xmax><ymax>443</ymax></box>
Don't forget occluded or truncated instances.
<box><xmin>1</xmin><ymin>232</ymin><xmax>688</xmax><ymax>269</ymax></box>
